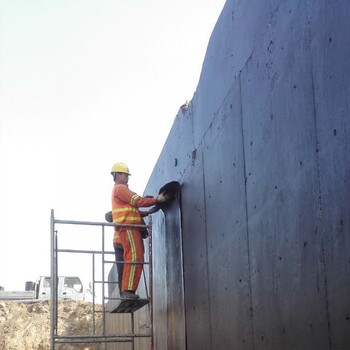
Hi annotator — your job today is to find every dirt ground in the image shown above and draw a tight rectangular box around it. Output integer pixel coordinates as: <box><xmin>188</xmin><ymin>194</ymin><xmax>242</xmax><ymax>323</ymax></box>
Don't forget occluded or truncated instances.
<box><xmin>0</xmin><ymin>300</ymin><xmax>103</xmax><ymax>350</ymax></box>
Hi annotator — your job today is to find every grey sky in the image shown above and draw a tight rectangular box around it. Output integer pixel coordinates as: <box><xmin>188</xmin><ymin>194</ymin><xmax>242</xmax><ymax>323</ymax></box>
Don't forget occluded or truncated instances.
<box><xmin>0</xmin><ymin>0</ymin><xmax>225</xmax><ymax>291</ymax></box>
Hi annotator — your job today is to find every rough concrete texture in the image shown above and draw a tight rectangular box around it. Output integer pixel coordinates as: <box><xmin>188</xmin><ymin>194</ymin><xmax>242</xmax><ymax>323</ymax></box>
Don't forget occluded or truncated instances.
<box><xmin>144</xmin><ymin>1</ymin><xmax>350</xmax><ymax>349</ymax></box>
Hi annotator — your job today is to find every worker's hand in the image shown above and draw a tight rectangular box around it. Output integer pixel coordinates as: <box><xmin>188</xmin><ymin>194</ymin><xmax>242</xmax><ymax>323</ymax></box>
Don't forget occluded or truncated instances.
<box><xmin>105</xmin><ymin>211</ymin><xmax>113</xmax><ymax>223</ymax></box>
<box><xmin>157</xmin><ymin>191</ymin><xmax>171</xmax><ymax>203</ymax></box>
<box><xmin>147</xmin><ymin>205</ymin><xmax>161</xmax><ymax>214</ymax></box>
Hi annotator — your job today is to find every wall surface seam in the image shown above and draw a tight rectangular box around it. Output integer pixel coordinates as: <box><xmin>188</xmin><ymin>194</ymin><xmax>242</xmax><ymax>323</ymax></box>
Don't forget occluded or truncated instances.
<box><xmin>201</xmin><ymin>149</ymin><xmax>213</xmax><ymax>349</ymax></box>
<box><xmin>307</xmin><ymin>3</ymin><xmax>332</xmax><ymax>348</ymax></box>
<box><xmin>238</xmin><ymin>72</ymin><xmax>256</xmax><ymax>349</ymax></box>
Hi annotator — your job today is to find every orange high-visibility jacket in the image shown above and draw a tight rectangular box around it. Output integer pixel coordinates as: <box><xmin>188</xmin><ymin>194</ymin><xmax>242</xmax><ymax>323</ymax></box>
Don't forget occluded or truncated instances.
<box><xmin>112</xmin><ymin>184</ymin><xmax>157</xmax><ymax>241</ymax></box>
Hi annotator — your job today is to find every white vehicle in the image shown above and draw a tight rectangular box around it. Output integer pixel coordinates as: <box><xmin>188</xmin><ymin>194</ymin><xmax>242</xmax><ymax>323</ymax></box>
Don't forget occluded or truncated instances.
<box><xmin>0</xmin><ymin>276</ymin><xmax>85</xmax><ymax>302</ymax></box>
<box><xmin>58</xmin><ymin>276</ymin><xmax>85</xmax><ymax>301</ymax></box>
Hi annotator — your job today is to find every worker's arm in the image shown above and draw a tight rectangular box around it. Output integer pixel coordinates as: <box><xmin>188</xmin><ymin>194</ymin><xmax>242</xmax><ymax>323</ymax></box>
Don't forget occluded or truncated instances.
<box><xmin>139</xmin><ymin>206</ymin><xmax>160</xmax><ymax>217</ymax></box>
<box><xmin>139</xmin><ymin>210</ymin><xmax>151</xmax><ymax>217</ymax></box>
<box><xmin>115</xmin><ymin>184</ymin><xmax>158</xmax><ymax>208</ymax></box>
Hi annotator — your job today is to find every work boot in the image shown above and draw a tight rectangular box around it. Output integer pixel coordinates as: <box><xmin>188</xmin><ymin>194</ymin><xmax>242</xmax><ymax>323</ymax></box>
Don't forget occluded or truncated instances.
<box><xmin>120</xmin><ymin>291</ymin><xmax>139</xmax><ymax>299</ymax></box>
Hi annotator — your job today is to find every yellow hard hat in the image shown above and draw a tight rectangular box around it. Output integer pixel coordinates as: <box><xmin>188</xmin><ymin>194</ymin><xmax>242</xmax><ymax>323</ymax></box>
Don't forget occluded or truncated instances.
<box><xmin>111</xmin><ymin>162</ymin><xmax>131</xmax><ymax>175</ymax></box>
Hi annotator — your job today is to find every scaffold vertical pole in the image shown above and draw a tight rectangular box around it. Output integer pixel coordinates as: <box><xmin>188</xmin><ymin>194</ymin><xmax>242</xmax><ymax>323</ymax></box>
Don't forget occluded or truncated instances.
<box><xmin>102</xmin><ymin>225</ymin><xmax>106</xmax><ymax>338</ymax></box>
<box><xmin>50</xmin><ymin>209</ymin><xmax>56</xmax><ymax>350</ymax></box>
<box><xmin>148</xmin><ymin>215</ymin><xmax>154</xmax><ymax>350</ymax></box>
<box><xmin>92</xmin><ymin>252</ymin><xmax>96</xmax><ymax>335</ymax></box>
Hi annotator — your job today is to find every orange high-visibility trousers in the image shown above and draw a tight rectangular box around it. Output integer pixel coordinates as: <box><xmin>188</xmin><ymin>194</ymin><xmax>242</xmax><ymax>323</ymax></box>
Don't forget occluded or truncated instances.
<box><xmin>119</xmin><ymin>229</ymin><xmax>144</xmax><ymax>292</ymax></box>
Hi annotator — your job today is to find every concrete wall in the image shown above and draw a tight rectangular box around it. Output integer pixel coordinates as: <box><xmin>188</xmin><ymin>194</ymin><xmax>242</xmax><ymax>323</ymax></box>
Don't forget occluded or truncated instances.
<box><xmin>144</xmin><ymin>0</ymin><xmax>350</xmax><ymax>349</ymax></box>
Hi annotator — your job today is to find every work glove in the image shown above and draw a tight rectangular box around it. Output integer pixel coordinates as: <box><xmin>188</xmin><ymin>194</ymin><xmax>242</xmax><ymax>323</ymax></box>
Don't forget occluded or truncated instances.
<box><xmin>147</xmin><ymin>205</ymin><xmax>161</xmax><ymax>214</ymax></box>
<box><xmin>105</xmin><ymin>211</ymin><xmax>113</xmax><ymax>223</ymax></box>
<box><xmin>157</xmin><ymin>191</ymin><xmax>171</xmax><ymax>203</ymax></box>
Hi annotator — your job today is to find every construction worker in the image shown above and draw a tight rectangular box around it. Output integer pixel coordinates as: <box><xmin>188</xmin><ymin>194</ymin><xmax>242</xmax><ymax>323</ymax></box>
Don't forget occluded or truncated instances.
<box><xmin>111</xmin><ymin>162</ymin><xmax>169</xmax><ymax>299</ymax></box>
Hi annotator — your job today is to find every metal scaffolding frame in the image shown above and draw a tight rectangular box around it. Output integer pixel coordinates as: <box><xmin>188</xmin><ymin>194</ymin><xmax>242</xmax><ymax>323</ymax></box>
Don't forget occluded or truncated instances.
<box><xmin>50</xmin><ymin>209</ymin><xmax>153</xmax><ymax>349</ymax></box>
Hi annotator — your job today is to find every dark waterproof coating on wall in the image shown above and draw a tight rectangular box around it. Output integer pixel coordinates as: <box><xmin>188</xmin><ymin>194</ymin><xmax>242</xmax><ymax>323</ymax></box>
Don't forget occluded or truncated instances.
<box><xmin>158</xmin><ymin>181</ymin><xmax>180</xmax><ymax>200</ymax></box>
<box><xmin>154</xmin><ymin>181</ymin><xmax>181</xmax><ymax>211</ymax></box>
